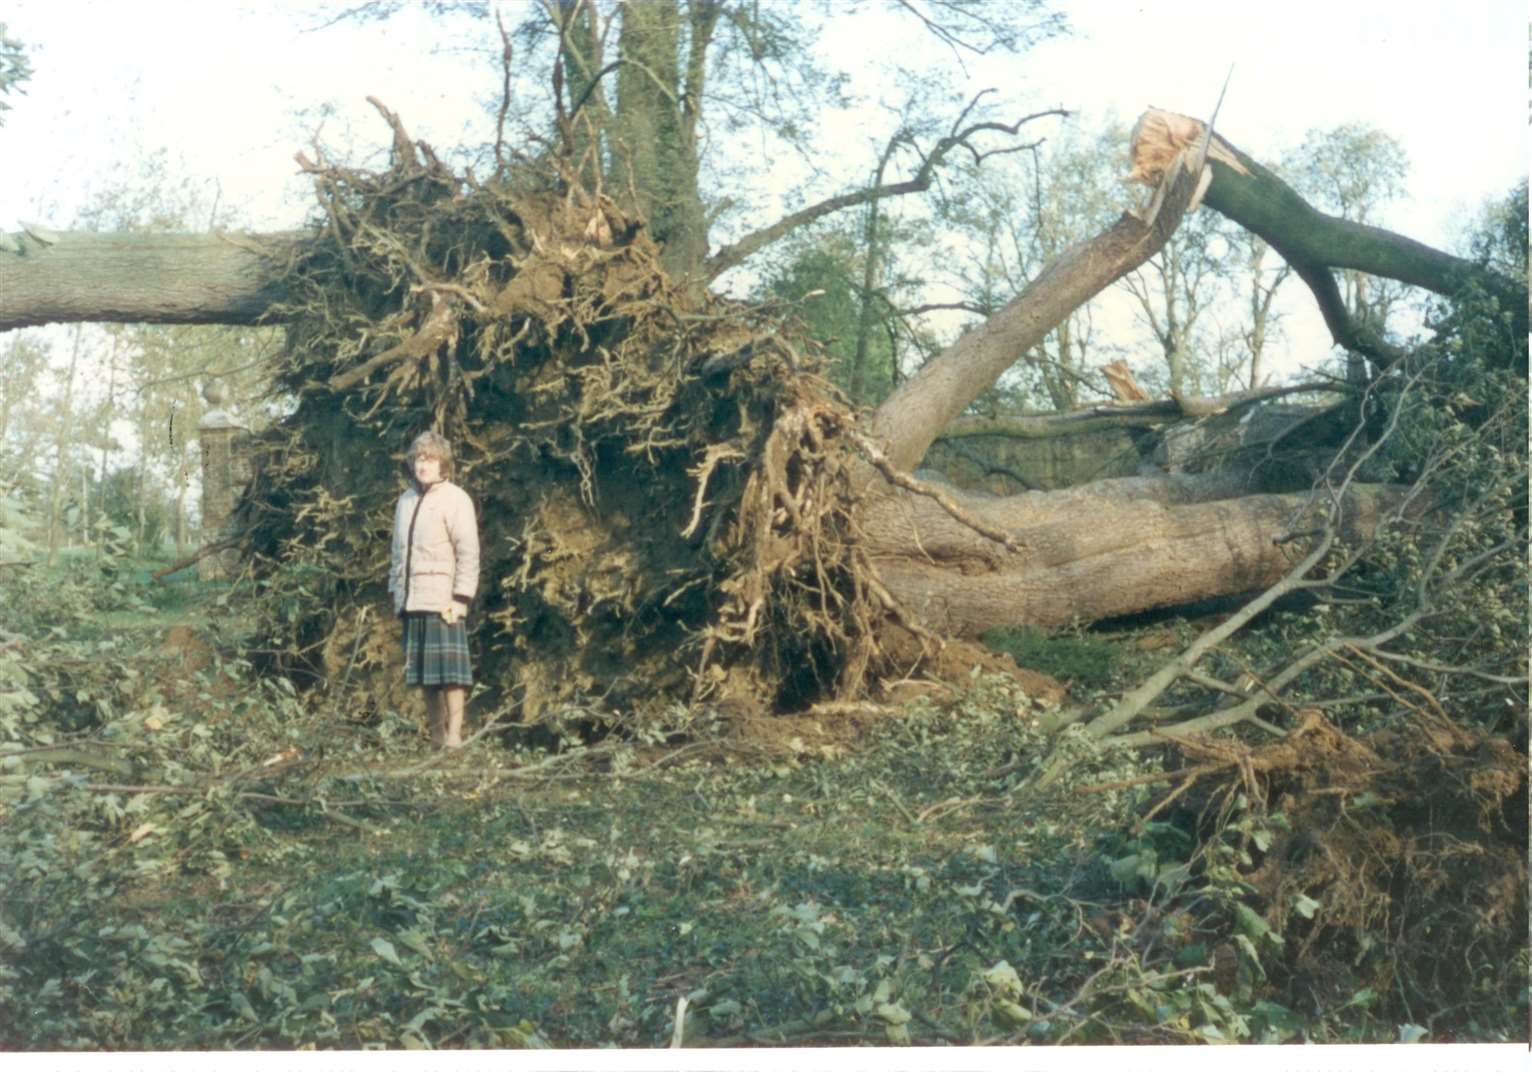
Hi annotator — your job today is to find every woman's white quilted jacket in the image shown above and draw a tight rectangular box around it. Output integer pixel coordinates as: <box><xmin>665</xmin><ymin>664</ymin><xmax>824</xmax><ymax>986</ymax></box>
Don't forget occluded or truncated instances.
<box><xmin>389</xmin><ymin>481</ymin><xmax>480</xmax><ymax>614</ymax></box>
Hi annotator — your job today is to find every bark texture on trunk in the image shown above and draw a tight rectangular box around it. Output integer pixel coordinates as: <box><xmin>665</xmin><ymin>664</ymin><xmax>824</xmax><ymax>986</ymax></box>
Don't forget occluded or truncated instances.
<box><xmin>861</xmin><ymin>475</ymin><xmax>1393</xmax><ymax>634</ymax></box>
<box><xmin>0</xmin><ymin>231</ymin><xmax>305</xmax><ymax>331</ymax></box>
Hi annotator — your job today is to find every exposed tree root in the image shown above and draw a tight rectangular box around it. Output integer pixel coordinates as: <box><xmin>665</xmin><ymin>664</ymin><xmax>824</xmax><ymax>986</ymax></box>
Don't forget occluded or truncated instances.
<box><xmin>237</xmin><ymin>106</ymin><xmax>928</xmax><ymax>731</ymax></box>
<box><xmin>1154</xmin><ymin>712</ymin><xmax>1527</xmax><ymax>1027</ymax></box>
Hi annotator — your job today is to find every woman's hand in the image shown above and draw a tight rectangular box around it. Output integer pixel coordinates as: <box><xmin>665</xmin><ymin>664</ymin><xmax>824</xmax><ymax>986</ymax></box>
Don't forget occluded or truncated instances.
<box><xmin>442</xmin><ymin>600</ymin><xmax>469</xmax><ymax>625</ymax></box>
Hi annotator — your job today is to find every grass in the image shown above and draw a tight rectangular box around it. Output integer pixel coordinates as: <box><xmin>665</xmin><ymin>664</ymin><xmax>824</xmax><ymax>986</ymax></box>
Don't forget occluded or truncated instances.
<box><xmin>980</xmin><ymin>625</ymin><xmax>1156</xmax><ymax>691</ymax></box>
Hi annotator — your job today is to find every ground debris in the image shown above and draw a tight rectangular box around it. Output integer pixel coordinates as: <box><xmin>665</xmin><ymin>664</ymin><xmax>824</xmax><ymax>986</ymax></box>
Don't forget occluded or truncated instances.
<box><xmin>1157</xmin><ymin>711</ymin><xmax>1528</xmax><ymax>1027</ymax></box>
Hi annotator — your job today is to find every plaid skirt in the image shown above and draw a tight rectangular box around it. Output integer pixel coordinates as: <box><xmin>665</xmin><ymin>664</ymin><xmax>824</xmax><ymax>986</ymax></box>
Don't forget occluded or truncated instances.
<box><xmin>401</xmin><ymin>613</ymin><xmax>474</xmax><ymax>688</ymax></box>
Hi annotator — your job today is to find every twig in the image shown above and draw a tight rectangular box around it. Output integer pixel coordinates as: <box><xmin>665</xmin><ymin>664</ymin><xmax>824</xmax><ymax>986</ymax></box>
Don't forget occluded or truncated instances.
<box><xmin>326</xmin><ymin>606</ymin><xmax>372</xmax><ymax>728</ymax></box>
<box><xmin>848</xmin><ymin>430</ymin><xmax>1025</xmax><ymax>553</ymax></box>
<box><xmin>870</xmin><ymin>778</ymin><xmax>920</xmax><ymax>826</ymax></box>
<box><xmin>1075</xmin><ymin>765</ymin><xmax>1207</xmax><ymax>796</ymax></box>
<box><xmin>494</xmin><ymin>10</ymin><xmax>514</xmax><ymax>175</ymax></box>
<box><xmin>704</xmin><ymin>99</ymin><xmax>1067</xmax><ymax>279</ymax></box>
<box><xmin>2</xmin><ymin>746</ymin><xmax>135</xmax><ymax>777</ymax></box>
<box><xmin>82</xmin><ymin>782</ymin><xmax>378</xmax><ymax>832</ymax></box>
<box><xmin>151</xmin><ymin>536</ymin><xmax>237</xmax><ymax>581</ymax></box>
<box><xmin>1360</xmin><ymin>647</ymin><xmax>1528</xmax><ymax>686</ymax></box>
<box><xmin>1333</xmin><ymin>644</ymin><xmax>1450</xmax><ymax>724</ymax></box>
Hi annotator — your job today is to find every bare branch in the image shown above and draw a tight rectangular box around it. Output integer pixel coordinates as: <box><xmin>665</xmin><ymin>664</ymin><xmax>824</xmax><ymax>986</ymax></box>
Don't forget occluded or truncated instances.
<box><xmin>899</xmin><ymin>301</ymin><xmax>994</xmax><ymax>319</ymax></box>
<box><xmin>494</xmin><ymin>9</ymin><xmax>514</xmax><ymax>175</ymax></box>
<box><xmin>1360</xmin><ymin>647</ymin><xmax>1529</xmax><ymax>686</ymax></box>
<box><xmin>936</xmin><ymin>381</ymin><xmax>1339</xmax><ymax>441</ymax></box>
<box><xmin>704</xmin><ymin>102</ymin><xmax>1067</xmax><ymax>279</ymax></box>
<box><xmin>847</xmin><ymin>429</ymin><xmax>1026</xmax><ymax>553</ymax></box>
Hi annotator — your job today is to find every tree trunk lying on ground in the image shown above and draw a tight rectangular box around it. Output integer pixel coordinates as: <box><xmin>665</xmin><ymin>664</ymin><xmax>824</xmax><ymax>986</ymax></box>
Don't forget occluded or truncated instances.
<box><xmin>0</xmin><ymin>229</ymin><xmax>304</xmax><ymax>330</ymax></box>
<box><xmin>857</xmin><ymin>474</ymin><xmax>1394</xmax><ymax>635</ymax></box>
<box><xmin>933</xmin><ymin>381</ymin><xmax>1339</xmax><ymax>443</ymax></box>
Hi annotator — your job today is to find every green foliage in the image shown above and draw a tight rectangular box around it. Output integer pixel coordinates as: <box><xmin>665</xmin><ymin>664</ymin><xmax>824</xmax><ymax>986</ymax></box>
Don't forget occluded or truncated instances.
<box><xmin>3</xmin><ymin>589</ymin><xmax>1522</xmax><ymax>1050</ymax></box>
<box><xmin>0</xmin><ymin>22</ymin><xmax>31</xmax><ymax>123</ymax></box>
<box><xmin>1278</xmin><ymin>281</ymin><xmax>1524</xmax><ymax>734</ymax></box>
<box><xmin>979</xmin><ymin>626</ymin><xmax>1141</xmax><ymax>689</ymax></box>
<box><xmin>760</xmin><ymin>230</ymin><xmax>897</xmax><ymax>405</ymax></box>
<box><xmin>0</xmin><ymin>488</ymin><xmax>41</xmax><ymax>562</ymax></box>
<box><xmin>95</xmin><ymin>467</ymin><xmax>171</xmax><ymax>554</ymax></box>
<box><xmin>1150</xmin><ymin>181</ymin><xmax>1530</xmax><ymax>745</ymax></box>
<box><xmin>1468</xmin><ymin>178</ymin><xmax>1528</xmax><ymax>278</ymax></box>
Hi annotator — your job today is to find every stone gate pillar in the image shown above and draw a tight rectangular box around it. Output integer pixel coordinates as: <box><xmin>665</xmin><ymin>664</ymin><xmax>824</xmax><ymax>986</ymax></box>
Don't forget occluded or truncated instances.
<box><xmin>198</xmin><ymin>383</ymin><xmax>249</xmax><ymax>582</ymax></box>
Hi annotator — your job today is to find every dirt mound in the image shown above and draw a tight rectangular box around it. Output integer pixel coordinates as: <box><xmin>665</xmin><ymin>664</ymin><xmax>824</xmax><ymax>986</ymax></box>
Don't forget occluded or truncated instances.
<box><xmin>1164</xmin><ymin>713</ymin><xmax>1528</xmax><ymax>1026</ymax></box>
<box><xmin>876</xmin><ymin>627</ymin><xmax>1067</xmax><ymax>709</ymax></box>
<box><xmin>160</xmin><ymin>625</ymin><xmax>215</xmax><ymax>678</ymax></box>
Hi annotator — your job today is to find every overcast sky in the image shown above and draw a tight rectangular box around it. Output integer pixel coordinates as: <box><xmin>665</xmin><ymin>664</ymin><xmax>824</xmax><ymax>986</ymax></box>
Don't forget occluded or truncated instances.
<box><xmin>1</xmin><ymin>0</ymin><xmax>1527</xmax><ymax>377</ymax></box>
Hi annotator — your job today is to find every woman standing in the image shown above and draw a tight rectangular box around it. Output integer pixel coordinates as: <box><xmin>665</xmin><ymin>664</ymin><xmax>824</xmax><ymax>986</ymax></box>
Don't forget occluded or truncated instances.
<box><xmin>389</xmin><ymin>432</ymin><xmax>479</xmax><ymax>748</ymax></box>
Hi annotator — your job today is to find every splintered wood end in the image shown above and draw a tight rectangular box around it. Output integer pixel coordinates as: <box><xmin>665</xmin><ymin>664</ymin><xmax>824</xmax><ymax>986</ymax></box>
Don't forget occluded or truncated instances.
<box><xmin>1126</xmin><ymin>107</ymin><xmax>1250</xmax><ymax>187</ymax></box>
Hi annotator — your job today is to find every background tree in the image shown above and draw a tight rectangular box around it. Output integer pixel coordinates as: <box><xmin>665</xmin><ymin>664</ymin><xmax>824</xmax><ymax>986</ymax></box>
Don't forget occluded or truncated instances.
<box><xmin>938</xmin><ymin>127</ymin><xmax>1121</xmax><ymax>411</ymax></box>
<box><xmin>758</xmin><ymin>227</ymin><xmax>900</xmax><ymax>406</ymax></box>
<box><xmin>1115</xmin><ymin>206</ymin><xmax>1236</xmax><ymax>398</ymax></box>
<box><xmin>121</xmin><ymin>322</ymin><xmax>275</xmax><ymax>553</ymax></box>
<box><xmin>41</xmin><ymin>325</ymin><xmax>89</xmax><ymax>562</ymax></box>
<box><xmin>0</xmin><ymin>21</ymin><xmax>31</xmax><ymax>125</ymax></box>
<box><xmin>513</xmin><ymin>0</ymin><xmax>1067</xmax><ymax>283</ymax></box>
<box><xmin>1222</xmin><ymin>229</ymin><xmax>1290</xmax><ymax>390</ymax></box>
<box><xmin>0</xmin><ymin>333</ymin><xmax>46</xmax><ymax>452</ymax></box>
<box><xmin>1285</xmin><ymin>123</ymin><xmax>1412</xmax><ymax>379</ymax></box>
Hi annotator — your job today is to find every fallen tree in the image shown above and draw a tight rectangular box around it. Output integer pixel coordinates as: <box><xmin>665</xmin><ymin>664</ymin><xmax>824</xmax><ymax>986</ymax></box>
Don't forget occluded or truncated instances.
<box><xmin>933</xmin><ymin>381</ymin><xmax>1339</xmax><ymax>443</ymax></box>
<box><xmin>5</xmin><ymin>90</ymin><xmax>1525</xmax><ymax>1039</ymax></box>
<box><xmin>0</xmin><ymin>106</ymin><xmax>1524</xmax><ymax>723</ymax></box>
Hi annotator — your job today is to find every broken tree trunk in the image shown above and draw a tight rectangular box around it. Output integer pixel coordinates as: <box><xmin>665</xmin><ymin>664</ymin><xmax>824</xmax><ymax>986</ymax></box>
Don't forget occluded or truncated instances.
<box><xmin>1126</xmin><ymin>109</ymin><xmax>1527</xmax><ymax>367</ymax></box>
<box><xmin>867</xmin><ymin>140</ymin><xmax>1210</xmax><ymax>473</ymax></box>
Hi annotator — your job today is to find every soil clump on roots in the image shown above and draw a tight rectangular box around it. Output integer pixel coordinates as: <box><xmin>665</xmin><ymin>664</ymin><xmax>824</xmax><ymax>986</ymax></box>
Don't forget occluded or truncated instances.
<box><xmin>236</xmin><ymin>110</ymin><xmax>914</xmax><ymax>737</ymax></box>
<box><xmin>1158</xmin><ymin>713</ymin><xmax>1527</xmax><ymax>1031</ymax></box>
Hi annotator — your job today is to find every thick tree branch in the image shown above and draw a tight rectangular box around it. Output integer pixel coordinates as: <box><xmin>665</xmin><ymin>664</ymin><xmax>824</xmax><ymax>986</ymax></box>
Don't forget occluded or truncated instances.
<box><xmin>0</xmin><ymin>230</ymin><xmax>306</xmax><ymax>332</ymax></box>
<box><xmin>868</xmin><ymin>142</ymin><xmax>1209</xmax><ymax>472</ymax></box>
<box><xmin>1286</xmin><ymin>257</ymin><xmax>1405</xmax><ymax>367</ymax></box>
<box><xmin>1127</xmin><ymin>108</ymin><xmax>1527</xmax><ymax>365</ymax></box>
<box><xmin>934</xmin><ymin>381</ymin><xmax>1337</xmax><ymax>442</ymax></box>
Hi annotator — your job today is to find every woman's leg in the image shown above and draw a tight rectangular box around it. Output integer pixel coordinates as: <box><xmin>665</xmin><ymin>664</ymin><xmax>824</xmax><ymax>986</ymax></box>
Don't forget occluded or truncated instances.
<box><xmin>423</xmin><ymin>687</ymin><xmax>446</xmax><ymax>747</ymax></box>
<box><xmin>443</xmin><ymin>686</ymin><xmax>465</xmax><ymax>748</ymax></box>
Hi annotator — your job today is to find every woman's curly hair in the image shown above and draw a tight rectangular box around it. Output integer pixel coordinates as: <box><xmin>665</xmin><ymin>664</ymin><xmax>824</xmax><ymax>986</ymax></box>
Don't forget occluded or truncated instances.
<box><xmin>405</xmin><ymin>431</ymin><xmax>455</xmax><ymax>482</ymax></box>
